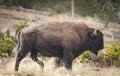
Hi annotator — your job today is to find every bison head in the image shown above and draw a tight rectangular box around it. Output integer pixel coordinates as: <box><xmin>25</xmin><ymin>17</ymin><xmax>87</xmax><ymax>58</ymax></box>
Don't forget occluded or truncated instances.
<box><xmin>87</xmin><ymin>28</ymin><xmax>104</xmax><ymax>55</ymax></box>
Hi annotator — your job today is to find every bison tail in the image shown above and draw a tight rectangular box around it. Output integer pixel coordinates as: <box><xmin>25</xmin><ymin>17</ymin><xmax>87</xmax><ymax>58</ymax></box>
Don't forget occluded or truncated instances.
<box><xmin>16</xmin><ymin>31</ymin><xmax>22</xmax><ymax>51</ymax></box>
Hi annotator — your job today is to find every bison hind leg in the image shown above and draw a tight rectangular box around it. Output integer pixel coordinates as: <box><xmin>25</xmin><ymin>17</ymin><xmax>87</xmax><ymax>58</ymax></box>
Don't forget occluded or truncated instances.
<box><xmin>15</xmin><ymin>48</ymin><xmax>29</xmax><ymax>71</ymax></box>
<box><xmin>55</xmin><ymin>57</ymin><xmax>63</xmax><ymax>68</ymax></box>
<box><xmin>30</xmin><ymin>51</ymin><xmax>44</xmax><ymax>70</ymax></box>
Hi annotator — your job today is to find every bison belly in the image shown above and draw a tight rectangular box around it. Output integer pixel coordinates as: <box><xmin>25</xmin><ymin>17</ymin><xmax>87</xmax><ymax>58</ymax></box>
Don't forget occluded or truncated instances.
<box><xmin>35</xmin><ymin>36</ymin><xmax>63</xmax><ymax>57</ymax></box>
<box><xmin>37</xmin><ymin>45</ymin><xmax>63</xmax><ymax>57</ymax></box>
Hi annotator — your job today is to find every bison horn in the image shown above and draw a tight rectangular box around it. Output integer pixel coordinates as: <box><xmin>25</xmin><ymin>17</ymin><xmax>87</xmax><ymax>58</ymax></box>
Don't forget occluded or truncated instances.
<box><xmin>93</xmin><ymin>28</ymin><xmax>97</xmax><ymax>36</ymax></box>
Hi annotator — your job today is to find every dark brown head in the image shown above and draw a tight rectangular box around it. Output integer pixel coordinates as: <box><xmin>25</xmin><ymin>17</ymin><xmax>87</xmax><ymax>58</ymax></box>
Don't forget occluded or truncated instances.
<box><xmin>87</xmin><ymin>28</ymin><xmax>104</xmax><ymax>55</ymax></box>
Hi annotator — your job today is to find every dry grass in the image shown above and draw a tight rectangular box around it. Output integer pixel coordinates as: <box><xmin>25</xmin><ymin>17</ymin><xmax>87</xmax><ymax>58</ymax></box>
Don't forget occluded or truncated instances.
<box><xmin>0</xmin><ymin>57</ymin><xmax>120</xmax><ymax>76</ymax></box>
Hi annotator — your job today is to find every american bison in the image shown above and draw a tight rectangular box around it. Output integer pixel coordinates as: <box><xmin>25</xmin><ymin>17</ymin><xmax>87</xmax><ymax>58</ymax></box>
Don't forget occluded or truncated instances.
<box><xmin>15</xmin><ymin>21</ymin><xmax>104</xmax><ymax>71</ymax></box>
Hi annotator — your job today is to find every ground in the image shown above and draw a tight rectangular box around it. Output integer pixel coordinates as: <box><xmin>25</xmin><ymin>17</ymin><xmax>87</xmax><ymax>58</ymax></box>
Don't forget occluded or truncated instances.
<box><xmin>0</xmin><ymin>57</ymin><xmax>120</xmax><ymax>76</ymax></box>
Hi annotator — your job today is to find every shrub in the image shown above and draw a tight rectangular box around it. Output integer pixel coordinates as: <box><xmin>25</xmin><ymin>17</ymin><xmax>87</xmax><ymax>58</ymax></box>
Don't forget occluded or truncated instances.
<box><xmin>14</xmin><ymin>22</ymin><xmax>28</xmax><ymax>34</ymax></box>
<box><xmin>97</xmin><ymin>51</ymin><xmax>113</xmax><ymax>67</ymax></box>
<box><xmin>99</xmin><ymin>42</ymin><xmax>120</xmax><ymax>67</ymax></box>
<box><xmin>79</xmin><ymin>50</ymin><xmax>96</xmax><ymax>63</ymax></box>
<box><xmin>0</xmin><ymin>33</ymin><xmax>16</xmax><ymax>57</ymax></box>
<box><xmin>79</xmin><ymin>42</ymin><xmax>120</xmax><ymax>67</ymax></box>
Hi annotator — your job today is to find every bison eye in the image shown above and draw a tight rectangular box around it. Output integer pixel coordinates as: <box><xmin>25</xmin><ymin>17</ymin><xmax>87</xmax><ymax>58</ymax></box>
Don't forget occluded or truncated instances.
<box><xmin>88</xmin><ymin>33</ymin><xmax>97</xmax><ymax>39</ymax></box>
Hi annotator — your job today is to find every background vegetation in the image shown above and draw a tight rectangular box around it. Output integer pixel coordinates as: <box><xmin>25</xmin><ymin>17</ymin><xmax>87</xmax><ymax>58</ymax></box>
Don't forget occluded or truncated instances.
<box><xmin>14</xmin><ymin>21</ymin><xmax>28</xmax><ymax>34</ymax></box>
<box><xmin>0</xmin><ymin>22</ymin><xmax>28</xmax><ymax>57</ymax></box>
<box><xmin>0</xmin><ymin>0</ymin><xmax>120</xmax><ymax>24</ymax></box>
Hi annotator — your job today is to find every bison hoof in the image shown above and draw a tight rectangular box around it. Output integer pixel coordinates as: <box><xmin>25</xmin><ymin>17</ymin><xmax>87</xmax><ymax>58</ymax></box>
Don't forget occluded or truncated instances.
<box><xmin>40</xmin><ymin>62</ymin><xmax>44</xmax><ymax>69</ymax></box>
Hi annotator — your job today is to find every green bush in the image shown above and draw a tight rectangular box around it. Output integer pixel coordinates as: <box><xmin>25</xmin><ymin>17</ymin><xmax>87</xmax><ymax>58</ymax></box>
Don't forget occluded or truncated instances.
<box><xmin>97</xmin><ymin>51</ymin><xmax>113</xmax><ymax>67</ymax></box>
<box><xmin>98</xmin><ymin>42</ymin><xmax>120</xmax><ymax>67</ymax></box>
<box><xmin>0</xmin><ymin>33</ymin><xmax>16</xmax><ymax>57</ymax></box>
<box><xmin>14</xmin><ymin>22</ymin><xmax>28</xmax><ymax>34</ymax></box>
<box><xmin>79</xmin><ymin>42</ymin><xmax>120</xmax><ymax>67</ymax></box>
<box><xmin>79</xmin><ymin>50</ymin><xmax>96</xmax><ymax>63</ymax></box>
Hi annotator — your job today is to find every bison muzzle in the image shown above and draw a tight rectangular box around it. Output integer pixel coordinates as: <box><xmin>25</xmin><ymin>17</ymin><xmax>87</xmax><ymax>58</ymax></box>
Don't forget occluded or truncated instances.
<box><xmin>15</xmin><ymin>21</ymin><xmax>104</xmax><ymax>71</ymax></box>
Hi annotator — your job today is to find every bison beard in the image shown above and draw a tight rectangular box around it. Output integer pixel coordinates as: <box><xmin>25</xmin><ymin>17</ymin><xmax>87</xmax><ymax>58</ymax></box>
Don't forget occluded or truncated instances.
<box><xmin>15</xmin><ymin>21</ymin><xmax>104</xmax><ymax>71</ymax></box>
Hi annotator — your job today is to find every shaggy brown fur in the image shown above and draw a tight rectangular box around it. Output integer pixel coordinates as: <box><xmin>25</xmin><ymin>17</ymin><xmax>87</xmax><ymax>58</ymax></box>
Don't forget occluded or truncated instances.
<box><xmin>15</xmin><ymin>21</ymin><xmax>104</xmax><ymax>71</ymax></box>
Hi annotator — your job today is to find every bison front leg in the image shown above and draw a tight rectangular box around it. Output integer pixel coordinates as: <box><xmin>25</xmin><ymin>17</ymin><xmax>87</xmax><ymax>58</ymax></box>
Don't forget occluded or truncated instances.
<box><xmin>30</xmin><ymin>51</ymin><xmax>44</xmax><ymax>70</ymax></box>
<box><xmin>63</xmin><ymin>50</ymin><xmax>74</xmax><ymax>70</ymax></box>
